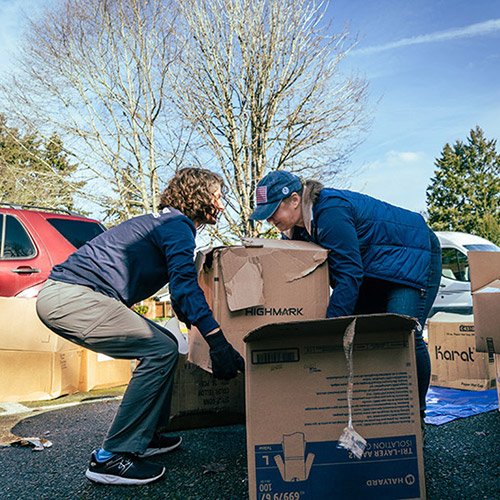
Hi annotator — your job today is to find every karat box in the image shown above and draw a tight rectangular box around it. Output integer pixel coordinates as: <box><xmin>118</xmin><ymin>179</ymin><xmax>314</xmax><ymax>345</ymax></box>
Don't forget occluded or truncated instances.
<box><xmin>188</xmin><ymin>238</ymin><xmax>329</xmax><ymax>372</ymax></box>
<box><xmin>468</xmin><ymin>251</ymin><xmax>500</xmax><ymax>354</ymax></box>
<box><xmin>428</xmin><ymin>313</ymin><xmax>495</xmax><ymax>390</ymax></box>
<box><xmin>244</xmin><ymin>314</ymin><xmax>425</xmax><ymax>500</ymax></box>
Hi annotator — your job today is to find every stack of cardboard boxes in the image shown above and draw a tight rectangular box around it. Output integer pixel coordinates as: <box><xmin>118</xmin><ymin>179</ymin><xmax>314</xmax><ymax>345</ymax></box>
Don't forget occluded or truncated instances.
<box><xmin>186</xmin><ymin>239</ymin><xmax>426</xmax><ymax>500</ymax></box>
<box><xmin>169</xmin><ymin>238</ymin><xmax>330</xmax><ymax>430</ymax></box>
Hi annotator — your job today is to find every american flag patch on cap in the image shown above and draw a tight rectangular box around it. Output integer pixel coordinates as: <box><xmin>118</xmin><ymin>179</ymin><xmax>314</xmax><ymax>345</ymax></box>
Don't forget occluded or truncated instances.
<box><xmin>256</xmin><ymin>185</ymin><xmax>267</xmax><ymax>204</ymax></box>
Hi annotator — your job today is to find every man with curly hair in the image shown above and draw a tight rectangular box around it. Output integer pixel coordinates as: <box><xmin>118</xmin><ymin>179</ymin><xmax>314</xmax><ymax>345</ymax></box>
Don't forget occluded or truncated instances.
<box><xmin>36</xmin><ymin>167</ymin><xmax>244</xmax><ymax>486</ymax></box>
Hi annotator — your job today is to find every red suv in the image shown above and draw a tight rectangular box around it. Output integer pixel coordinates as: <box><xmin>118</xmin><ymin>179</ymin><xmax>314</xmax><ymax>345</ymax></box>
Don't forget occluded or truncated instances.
<box><xmin>0</xmin><ymin>204</ymin><xmax>105</xmax><ymax>297</ymax></box>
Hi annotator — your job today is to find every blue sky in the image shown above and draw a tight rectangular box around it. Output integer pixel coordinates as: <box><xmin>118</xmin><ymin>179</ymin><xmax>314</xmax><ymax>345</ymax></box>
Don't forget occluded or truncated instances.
<box><xmin>1</xmin><ymin>0</ymin><xmax>499</xmax><ymax>215</ymax></box>
<box><xmin>329</xmin><ymin>0</ymin><xmax>500</xmax><ymax>213</ymax></box>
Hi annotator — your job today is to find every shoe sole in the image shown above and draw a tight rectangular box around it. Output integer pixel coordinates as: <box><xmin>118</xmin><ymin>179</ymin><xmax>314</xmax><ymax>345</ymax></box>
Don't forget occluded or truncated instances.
<box><xmin>85</xmin><ymin>467</ymin><xmax>165</xmax><ymax>485</ymax></box>
<box><xmin>137</xmin><ymin>436</ymin><xmax>183</xmax><ymax>458</ymax></box>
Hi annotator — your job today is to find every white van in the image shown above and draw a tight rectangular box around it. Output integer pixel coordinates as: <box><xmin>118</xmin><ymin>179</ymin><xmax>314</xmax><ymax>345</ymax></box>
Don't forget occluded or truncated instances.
<box><xmin>430</xmin><ymin>231</ymin><xmax>500</xmax><ymax>316</ymax></box>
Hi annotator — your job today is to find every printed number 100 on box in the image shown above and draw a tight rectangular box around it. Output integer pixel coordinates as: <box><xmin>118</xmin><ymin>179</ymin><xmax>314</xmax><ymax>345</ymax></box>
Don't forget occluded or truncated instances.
<box><xmin>258</xmin><ymin>483</ymin><xmax>303</xmax><ymax>500</ymax></box>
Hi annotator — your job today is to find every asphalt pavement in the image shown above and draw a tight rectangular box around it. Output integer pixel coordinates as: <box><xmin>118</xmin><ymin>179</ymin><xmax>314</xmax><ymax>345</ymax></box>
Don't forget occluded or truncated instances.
<box><xmin>1</xmin><ymin>394</ymin><xmax>499</xmax><ymax>500</ymax></box>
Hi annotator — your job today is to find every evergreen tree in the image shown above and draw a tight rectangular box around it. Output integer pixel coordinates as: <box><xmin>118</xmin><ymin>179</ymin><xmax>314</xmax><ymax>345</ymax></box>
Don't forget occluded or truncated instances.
<box><xmin>0</xmin><ymin>115</ymin><xmax>83</xmax><ymax>210</ymax></box>
<box><xmin>426</xmin><ymin>126</ymin><xmax>500</xmax><ymax>244</ymax></box>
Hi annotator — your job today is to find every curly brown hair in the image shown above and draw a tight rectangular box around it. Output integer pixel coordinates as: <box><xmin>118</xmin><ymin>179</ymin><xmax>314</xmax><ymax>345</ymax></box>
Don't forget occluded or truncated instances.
<box><xmin>158</xmin><ymin>167</ymin><xmax>226</xmax><ymax>224</ymax></box>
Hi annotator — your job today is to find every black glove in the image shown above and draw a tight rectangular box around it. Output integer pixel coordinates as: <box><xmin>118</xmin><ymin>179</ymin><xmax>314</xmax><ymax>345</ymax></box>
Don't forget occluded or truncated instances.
<box><xmin>205</xmin><ymin>329</ymin><xmax>245</xmax><ymax>380</ymax></box>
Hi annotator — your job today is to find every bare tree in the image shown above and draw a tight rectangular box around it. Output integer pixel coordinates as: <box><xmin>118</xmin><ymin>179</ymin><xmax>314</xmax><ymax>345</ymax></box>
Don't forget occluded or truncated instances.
<box><xmin>172</xmin><ymin>0</ymin><xmax>371</xmax><ymax>237</ymax></box>
<box><xmin>1</xmin><ymin>0</ymin><xmax>184</xmax><ymax>222</ymax></box>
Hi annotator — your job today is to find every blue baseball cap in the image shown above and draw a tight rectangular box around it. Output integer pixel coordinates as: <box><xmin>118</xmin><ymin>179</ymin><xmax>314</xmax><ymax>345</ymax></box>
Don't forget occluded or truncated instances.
<box><xmin>249</xmin><ymin>171</ymin><xmax>302</xmax><ymax>220</ymax></box>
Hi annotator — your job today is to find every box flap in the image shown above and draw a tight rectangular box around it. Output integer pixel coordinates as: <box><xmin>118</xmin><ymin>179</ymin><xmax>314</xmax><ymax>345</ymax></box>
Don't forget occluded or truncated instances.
<box><xmin>220</xmin><ymin>249</ymin><xmax>265</xmax><ymax>311</ymax></box>
<box><xmin>243</xmin><ymin>313</ymin><xmax>418</xmax><ymax>343</ymax></box>
<box><xmin>468</xmin><ymin>251</ymin><xmax>500</xmax><ymax>292</ymax></box>
<box><xmin>282</xmin><ymin>251</ymin><xmax>327</xmax><ymax>282</ymax></box>
<box><xmin>241</xmin><ymin>237</ymin><xmax>326</xmax><ymax>252</ymax></box>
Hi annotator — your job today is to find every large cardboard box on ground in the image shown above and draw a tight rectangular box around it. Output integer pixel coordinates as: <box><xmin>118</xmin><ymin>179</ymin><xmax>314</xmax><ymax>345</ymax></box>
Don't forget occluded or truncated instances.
<box><xmin>168</xmin><ymin>356</ymin><xmax>245</xmax><ymax>430</ymax></box>
<box><xmin>188</xmin><ymin>239</ymin><xmax>329</xmax><ymax>372</ymax></box>
<box><xmin>0</xmin><ymin>297</ymin><xmax>81</xmax><ymax>402</ymax></box>
<box><xmin>428</xmin><ymin>312</ymin><xmax>496</xmax><ymax>390</ymax></box>
<box><xmin>468</xmin><ymin>251</ymin><xmax>500</xmax><ymax>354</ymax></box>
<box><xmin>0</xmin><ymin>297</ymin><xmax>133</xmax><ymax>402</ymax></box>
<box><xmin>244</xmin><ymin>314</ymin><xmax>425</xmax><ymax>500</ymax></box>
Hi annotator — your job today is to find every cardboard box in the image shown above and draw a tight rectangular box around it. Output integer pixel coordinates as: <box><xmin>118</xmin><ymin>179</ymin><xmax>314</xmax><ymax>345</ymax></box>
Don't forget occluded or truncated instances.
<box><xmin>244</xmin><ymin>314</ymin><xmax>425</xmax><ymax>500</ymax></box>
<box><xmin>78</xmin><ymin>350</ymin><xmax>133</xmax><ymax>392</ymax></box>
<box><xmin>428</xmin><ymin>313</ymin><xmax>496</xmax><ymax>390</ymax></box>
<box><xmin>168</xmin><ymin>357</ymin><xmax>245</xmax><ymax>430</ymax></box>
<box><xmin>468</xmin><ymin>251</ymin><xmax>500</xmax><ymax>353</ymax></box>
<box><xmin>0</xmin><ymin>297</ymin><xmax>70</xmax><ymax>352</ymax></box>
<box><xmin>188</xmin><ymin>239</ymin><xmax>329</xmax><ymax>371</ymax></box>
<box><xmin>0</xmin><ymin>297</ymin><xmax>83</xmax><ymax>402</ymax></box>
<box><xmin>0</xmin><ymin>297</ymin><xmax>131</xmax><ymax>401</ymax></box>
<box><xmin>0</xmin><ymin>348</ymin><xmax>82</xmax><ymax>402</ymax></box>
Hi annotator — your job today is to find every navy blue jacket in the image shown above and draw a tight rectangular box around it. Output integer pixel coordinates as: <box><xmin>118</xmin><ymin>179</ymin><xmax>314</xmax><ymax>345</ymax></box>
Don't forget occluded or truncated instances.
<box><xmin>289</xmin><ymin>188</ymin><xmax>432</xmax><ymax>318</ymax></box>
<box><xmin>49</xmin><ymin>208</ymin><xmax>219</xmax><ymax>335</ymax></box>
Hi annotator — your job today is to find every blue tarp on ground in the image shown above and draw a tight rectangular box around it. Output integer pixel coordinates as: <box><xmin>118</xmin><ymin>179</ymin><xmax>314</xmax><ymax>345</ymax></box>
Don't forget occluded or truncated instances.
<box><xmin>424</xmin><ymin>386</ymin><xmax>499</xmax><ymax>425</ymax></box>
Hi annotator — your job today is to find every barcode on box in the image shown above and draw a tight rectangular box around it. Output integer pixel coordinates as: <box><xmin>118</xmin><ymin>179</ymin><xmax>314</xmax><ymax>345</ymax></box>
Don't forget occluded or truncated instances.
<box><xmin>251</xmin><ymin>348</ymin><xmax>300</xmax><ymax>365</ymax></box>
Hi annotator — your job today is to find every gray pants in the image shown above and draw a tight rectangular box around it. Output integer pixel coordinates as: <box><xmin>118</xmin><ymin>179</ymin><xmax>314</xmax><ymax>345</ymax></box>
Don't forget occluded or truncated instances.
<box><xmin>36</xmin><ymin>279</ymin><xmax>179</xmax><ymax>454</ymax></box>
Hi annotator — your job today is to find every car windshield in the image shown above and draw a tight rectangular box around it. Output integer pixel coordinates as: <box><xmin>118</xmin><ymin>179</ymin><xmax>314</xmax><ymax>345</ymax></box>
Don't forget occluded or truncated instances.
<box><xmin>464</xmin><ymin>244</ymin><xmax>500</xmax><ymax>252</ymax></box>
<box><xmin>47</xmin><ymin>218</ymin><xmax>105</xmax><ymax>249</ymax></box>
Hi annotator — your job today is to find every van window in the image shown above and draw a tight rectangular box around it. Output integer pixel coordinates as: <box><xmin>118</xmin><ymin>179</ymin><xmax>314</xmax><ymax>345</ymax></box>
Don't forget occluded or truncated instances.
<box><xmin>441</xmin><ymin>248</ymin><xmax>469</xmax><ymax>281</ymax></box>
<box><xmin>463</xmin><ymin>243</ymin><xmax>500</xmax><ymax>252</ymax></box>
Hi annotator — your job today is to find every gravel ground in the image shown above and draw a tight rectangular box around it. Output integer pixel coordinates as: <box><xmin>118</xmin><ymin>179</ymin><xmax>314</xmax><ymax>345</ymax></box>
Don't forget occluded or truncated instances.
<box><xmin>0</xmin><ymin>399</ymin><xmax>499</xmax><ymax>499</ymax></box>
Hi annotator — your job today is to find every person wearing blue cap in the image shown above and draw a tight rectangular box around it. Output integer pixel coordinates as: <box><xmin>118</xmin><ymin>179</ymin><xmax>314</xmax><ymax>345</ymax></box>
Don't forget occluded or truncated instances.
<box><xmin>249</xmin><ymin>170</ymin><xmax>441</xmax><ymax>419</ymax></box>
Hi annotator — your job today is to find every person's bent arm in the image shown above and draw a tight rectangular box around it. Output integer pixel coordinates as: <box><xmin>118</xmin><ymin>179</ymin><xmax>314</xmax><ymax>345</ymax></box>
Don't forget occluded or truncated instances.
<box><xmin>159</xmin><ymin>218</ymin><xmax>243</xmax><ymax>378</ymax></box>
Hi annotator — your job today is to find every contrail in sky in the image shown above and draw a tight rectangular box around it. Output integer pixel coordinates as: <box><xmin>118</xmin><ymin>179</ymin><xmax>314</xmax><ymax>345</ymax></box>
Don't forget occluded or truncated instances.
<box><xmin>354</xmin><ymin>19</ymin><xmax>500</xmax><ymax>55</ymax></box>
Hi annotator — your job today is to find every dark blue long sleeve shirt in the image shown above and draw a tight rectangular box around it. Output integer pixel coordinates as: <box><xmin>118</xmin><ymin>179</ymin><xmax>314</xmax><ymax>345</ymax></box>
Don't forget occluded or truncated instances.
<box><xmin>49</xmin><ymin>208</ymin><xmax>219</xmax><ymax>335</ymax></box>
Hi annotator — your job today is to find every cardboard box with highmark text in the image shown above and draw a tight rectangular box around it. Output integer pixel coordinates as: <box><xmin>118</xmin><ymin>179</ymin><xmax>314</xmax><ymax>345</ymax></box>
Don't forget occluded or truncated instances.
<box><xmin>188</xmin><ymin>238</ymin><xmax>330</xmax><ymax>372</ymax></box>
<box><xmin>428</xmin><ymin>312</ymin><xmax>495</xmax><ymax>391</ymax></box>
<box><xmin>468</xmin><ymin>251</ymin><xmax>500</xmax><ymax>354</ymax></box>
<box><xmin>244</xmin><ymin>314</ymin><xmax>425</xmax><ymax>500</ymax></box>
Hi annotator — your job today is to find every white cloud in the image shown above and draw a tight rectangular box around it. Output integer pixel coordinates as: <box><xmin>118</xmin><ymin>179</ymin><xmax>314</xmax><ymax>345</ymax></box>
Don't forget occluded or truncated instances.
<box><xmin>354</xmin><ymin>19</ymin><xmax>500</xmax><ymax>56</ymax></box>
<box><xmin>386</xmin><ymin>151</ymin><xmax>424</xmax><ymax>163</ymax></box>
